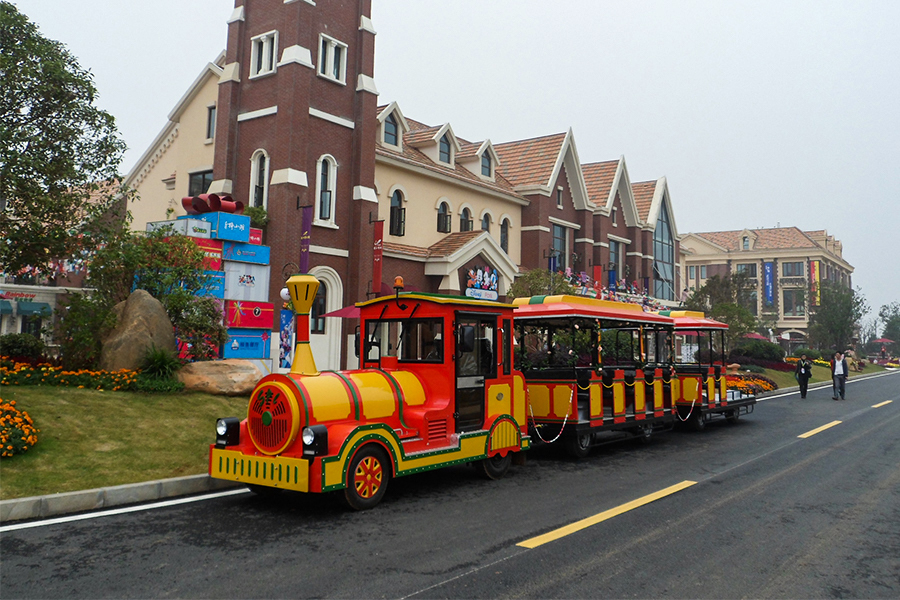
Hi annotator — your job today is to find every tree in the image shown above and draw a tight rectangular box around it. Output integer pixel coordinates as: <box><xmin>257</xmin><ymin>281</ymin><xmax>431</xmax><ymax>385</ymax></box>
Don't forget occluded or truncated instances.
<box><xmin>508</xmin><ymin>268</ymin><xmax>575</xmax><ymax>299</ymax></box>
<box><xmin>878</xmin><ymin>301</ymin><xmax>900</xmax><ymax>356</ymax></box>
<box><xmin>807</xmin><ymin>281</ymin><xmax>869</xmax><ymax>353</ymax></box>
<box><xmin>0</xmin><ymin>2</ymin><xmax>128</xmax><ymax>276</ymax></box>
<box><xmin>684</xmin><ymin>273</ymin><xmax>756</xmax><ymax>352</ymax></box>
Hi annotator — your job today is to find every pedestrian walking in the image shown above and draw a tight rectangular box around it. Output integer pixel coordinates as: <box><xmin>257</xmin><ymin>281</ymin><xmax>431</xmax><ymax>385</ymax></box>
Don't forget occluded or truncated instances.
<box><xmin>795</xmin><ymin>353</ymin><xmax>812</xmax><ymax>398</ymax></box>
<box><xmin>830</xmin><ymin>351</ymin><xmax>848</xmax><ymax>400</ymax></box>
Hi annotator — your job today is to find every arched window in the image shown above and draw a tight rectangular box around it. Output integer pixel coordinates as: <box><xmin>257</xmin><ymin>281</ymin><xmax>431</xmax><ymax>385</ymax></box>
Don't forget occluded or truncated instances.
<box><xmin>500</xmin><ymin>219</ymin><xmax>510</xmax><ymax>253</ymax></box>
<box><xmin>384</xmin><ymin>113</ymin><xmax>398</xmax><ymax>146</ymax></box>
<box><xmin>437</xmin><ymin>202</ymin><xmax>451</xmax><ymax>233</ymax></box>
<box><xmin>390</xmin><ymin>190</ymin><xmax>405</xmax><ymax>236</ymax></box>
<box><xmin>653</xmin><ymin>200</ymin><xmax>675</xmax><ymax>300</ymax></box>
<box><xmin>439</xmin><ymin>134</ymin><xmax>451</xmax><ymax>164</ymax></box>
<box><xmin>481</xmin><ymin>214</ymin><xmax>491</xmax><ymax>232</ymax></box>
<box><xmin>481</xmin><ymin>152</ymin><xmax>492</xmax><ymax>177</ymax></box>
<box><xmin>460</xmin><ymin>207</ymin><xmax>473</xmax><ymax>232</ymax></box>
<box><xmin>315</xmin><ymin>155</ymin><xmax>337</xmax><ymax>224</ymax></box>
<box><xmin>250</xmin><ymin>150</ymin><xmax>269</xmax><ymax>209</ymax></box>
<box><xmin>310</xmin><ymin>282</ymin><xmax>327</xmax><ymax>334</ymax></box>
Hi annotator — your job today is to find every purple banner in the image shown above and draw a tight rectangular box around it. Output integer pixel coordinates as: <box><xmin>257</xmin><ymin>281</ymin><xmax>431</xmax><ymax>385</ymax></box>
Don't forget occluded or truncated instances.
<box><xmin>299</xmin><ymin>205</ymin><xmax>313</xmax><ymax>273</ymax></box>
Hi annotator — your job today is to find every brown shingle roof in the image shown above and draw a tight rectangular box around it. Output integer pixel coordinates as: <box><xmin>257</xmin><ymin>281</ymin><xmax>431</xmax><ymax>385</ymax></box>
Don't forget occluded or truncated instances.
<box><xmin>631</xmin><ymin>180</ymin><xmax>657</xmax><ymax>221</ymax></box>
<box><xmin>582</xmin><ymin>160</ymin><xmax>619</xmax><ymax>206</ymax></box>
<box><xmin>383</xmin><ymin>231</ymin><xmax>486</xmax><ymax>259</ymax></box>
<box><xmin>493</xmin><ymin>132</ymin><xmax>567</xmax><ymax>188</ymax></box>
<box><xmin>694</xmin><ymin>227</ymin><xmax>818</xmax><ymax>251</ymax></box>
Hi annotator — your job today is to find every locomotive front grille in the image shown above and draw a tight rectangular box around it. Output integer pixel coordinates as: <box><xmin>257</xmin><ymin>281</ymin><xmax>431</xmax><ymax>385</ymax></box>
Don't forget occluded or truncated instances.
<box><xmin>247</xmin><ymin>381</ymin><xmax>300</xmax><ymax>455</ymax></box>
<box><xmin>210</xmin><ymin>448</ymin><xmax>309</xmax><ymax>492</ymax></box>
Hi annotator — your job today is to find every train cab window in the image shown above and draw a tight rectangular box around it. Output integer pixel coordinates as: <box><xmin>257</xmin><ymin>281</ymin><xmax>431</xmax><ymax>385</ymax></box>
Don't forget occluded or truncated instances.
<box><xmin>456</xmin><ymin>319</ymin><xmax>495</xmax><ymax>378</ymax></box>
<box><xmin>502</xmin><ymin>318</ymin><xmax>511</xmax><ymax>375</ymax></box>
<box><xmin>365</xmin><ymin>319</ymin><xmax>444</xmax><ymax>363</ymax></box>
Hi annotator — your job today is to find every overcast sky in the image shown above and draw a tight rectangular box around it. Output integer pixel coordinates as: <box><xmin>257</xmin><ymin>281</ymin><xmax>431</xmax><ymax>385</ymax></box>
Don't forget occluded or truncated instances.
<box><xmin>13</xmin><ymin>0</ymin><xmax>900</xmax><ymax>327</ymax></box>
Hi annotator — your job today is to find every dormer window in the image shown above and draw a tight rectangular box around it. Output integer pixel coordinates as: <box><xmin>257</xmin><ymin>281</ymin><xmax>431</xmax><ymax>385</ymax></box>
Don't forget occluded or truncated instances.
<box><xmin>481</xmin><ymin>153</ymin><xmax>492</xmax><ymax>177</ymax></box>
<box><xmin>439</xmin><ymin>134</ymin><xmax>452</xmax><ymax>164</ymax></box>
<box><xmin>250</xmin><ymin>31</ymin><xmax>278</xmax><ymax>78</ymax></box>
<box><xmin>384</xmin><ymin>113</ymin><xmax>398</xmax><ymax>146</ymax></box>
<box><xmin>742</xmin><ymin>236</ymin><xmax>750</xmax><ymax>250</ymax></box>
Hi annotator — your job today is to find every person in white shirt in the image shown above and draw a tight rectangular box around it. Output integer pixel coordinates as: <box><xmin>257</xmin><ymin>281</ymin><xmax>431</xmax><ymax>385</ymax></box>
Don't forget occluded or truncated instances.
<box><xmin>830</xmin><ymin>351</ymin><xmax>848</xmax><ymax>400</ymax></box>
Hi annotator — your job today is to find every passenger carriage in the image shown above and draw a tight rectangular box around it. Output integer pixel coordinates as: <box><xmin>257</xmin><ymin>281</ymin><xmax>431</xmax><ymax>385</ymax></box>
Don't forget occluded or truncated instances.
<box><xmin>512</xmin><ymin>295</ymin><xmax>679</xmax><ymax>458</ymax></box>
<box><xmin>661</xmin><ymin>310</ymin><xmax>756</xmax><ymax>430</ymax></box>
<box><xmin>210</xmin><ymin>275</ymin><xmax>529</xmax><ymax>509</ymax></box>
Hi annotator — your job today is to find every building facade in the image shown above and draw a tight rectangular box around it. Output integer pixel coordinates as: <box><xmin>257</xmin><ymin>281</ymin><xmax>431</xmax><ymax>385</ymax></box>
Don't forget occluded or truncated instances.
<box><xmin>680</xmin><ymin>227</ymin><xmax>854</xmax><ymax>351</ymax></box>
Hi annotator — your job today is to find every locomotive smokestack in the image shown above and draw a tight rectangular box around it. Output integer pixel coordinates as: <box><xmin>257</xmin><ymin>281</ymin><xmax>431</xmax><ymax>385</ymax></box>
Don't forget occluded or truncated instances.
<box><xmin>285</xmin><ymin>274</ymin><xmax>320</xmax><ymax>376</ymax></box>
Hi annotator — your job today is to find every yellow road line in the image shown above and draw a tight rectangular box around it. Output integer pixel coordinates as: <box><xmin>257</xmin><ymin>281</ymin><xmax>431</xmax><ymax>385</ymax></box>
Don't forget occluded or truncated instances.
<box><xmin>517</xmin><ymin>480</ymin><xmax>696</xmax><ymax>549</ymax></box>
<box><xmin>872</xmin><ymin>400</ymin><xmax>893</xmax><ymax>408</ymax></box>
<box><xmin>798</xmin><ymin>420</ymin><xmax>842</xmax><ymax>438</ymax></box>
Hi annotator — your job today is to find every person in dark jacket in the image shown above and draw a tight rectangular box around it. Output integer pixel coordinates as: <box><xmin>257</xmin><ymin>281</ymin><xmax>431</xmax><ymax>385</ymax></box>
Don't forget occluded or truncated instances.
<box><xmin>830</xmin><ymin>351</ymin><xmax>848</xmax><ymax>400</ymax></box>
<box><xmin>795</xmin><ymin>354</ymin><xmax>813</xmax><ymax>398</ymax></box>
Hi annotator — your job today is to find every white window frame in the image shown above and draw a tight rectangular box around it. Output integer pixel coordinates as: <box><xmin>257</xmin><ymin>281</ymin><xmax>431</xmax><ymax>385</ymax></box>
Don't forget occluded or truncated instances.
<box><xmin>205</xmin><ymin>104</ymin><xmax>216</xmax><ymax>142</ymax></box>
<box><xmin>250</xmin><ymin>30</ymin><xmax>279</xmax><ymax>78</ymax></box>
<box><xmin>318</xmin><ymin>33</ymin><xmax>348</xmax><ymax>85</ymax></box>
<box><xmin>314</xmin><ymin>154</ymin><xmax>338</xmax><ymax>228</ymax></box>
<box><xmin>249</xmin><ymin>149</ymin><xmax>270</xmax><ymax>210</ymax></box>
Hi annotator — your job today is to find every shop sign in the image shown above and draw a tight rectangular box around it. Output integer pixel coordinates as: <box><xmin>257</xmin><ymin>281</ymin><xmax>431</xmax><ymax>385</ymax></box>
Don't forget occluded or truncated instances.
<box><xmin>461</xmin><ymin>264</ymin><xmax>499</xmax><ymax>301</ymax></box>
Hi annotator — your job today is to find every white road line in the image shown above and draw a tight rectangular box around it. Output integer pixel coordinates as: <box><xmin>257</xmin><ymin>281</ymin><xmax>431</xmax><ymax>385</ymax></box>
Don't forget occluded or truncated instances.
<box><xmin>0</xmin><ymin>488</ymin><xmax>250</xmax><ymax>533</ymax></box>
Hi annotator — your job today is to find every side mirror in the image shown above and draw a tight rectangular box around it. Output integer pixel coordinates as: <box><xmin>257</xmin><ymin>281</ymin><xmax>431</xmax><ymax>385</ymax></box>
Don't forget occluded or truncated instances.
<box><xmin>458</xmin><ymin>325</ymin><xmax>476</xmax><ymax>353</ymax></box>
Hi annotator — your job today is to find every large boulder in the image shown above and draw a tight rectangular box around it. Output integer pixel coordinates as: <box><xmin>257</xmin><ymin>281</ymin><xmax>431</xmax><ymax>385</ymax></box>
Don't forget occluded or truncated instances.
<box><xmin>177</xmin><ymin>360</ymin><xmax>262</xmax><ymax>396</ymax></box>
<box><xmin>101</xmin><ymin>290</ymin><xmax>176</xmax><ymax>371</ymax></box>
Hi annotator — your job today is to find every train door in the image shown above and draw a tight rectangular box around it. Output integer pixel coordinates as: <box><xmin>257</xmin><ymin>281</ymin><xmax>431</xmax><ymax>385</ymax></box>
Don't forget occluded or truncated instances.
<box><xmin>454</xmin><ymin>313</ymin><xmax>496</xmax><ymax>432</ymax></box>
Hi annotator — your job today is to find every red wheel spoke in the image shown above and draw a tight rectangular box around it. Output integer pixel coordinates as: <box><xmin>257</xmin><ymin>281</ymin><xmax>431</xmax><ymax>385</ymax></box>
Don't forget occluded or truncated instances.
<box><xmin>354</xmin><ymin>456</ymin><xmax>383</xmax><ymax>498</ymax></box>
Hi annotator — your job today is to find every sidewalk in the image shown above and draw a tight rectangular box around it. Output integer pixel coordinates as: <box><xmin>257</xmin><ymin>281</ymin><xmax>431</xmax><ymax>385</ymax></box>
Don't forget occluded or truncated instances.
<box><xmin>3</xmin><ymin>369</ymin><xmax>895</xmax><ymax>524</ymax></box>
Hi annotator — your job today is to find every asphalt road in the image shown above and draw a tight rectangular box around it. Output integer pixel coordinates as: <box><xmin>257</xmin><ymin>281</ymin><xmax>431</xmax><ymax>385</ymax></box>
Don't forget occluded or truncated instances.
<box><xmin>2</xmin><ymin>372</ymin><xmax>898</xmax><ymax>599</ymax></box>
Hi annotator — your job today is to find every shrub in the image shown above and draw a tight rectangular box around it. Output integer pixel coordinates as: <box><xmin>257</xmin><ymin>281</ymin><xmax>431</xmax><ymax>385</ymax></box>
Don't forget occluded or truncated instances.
<box><xmin>742</xmin><ymin>364</ymin><xmax>766</xmax><ymax>374</ymax></box>
<box><xmin>0</xmin><ymin>399</ymin><xmax>39</xmax><ymax>458</ymax></box>
<box><xmin>243</xmin><ymin>205</ymin><xmax>269</xmax><ymax>229</ymax></box>
<box><xmin>792</xmin><ymin>347</ymin><xmax>822</xmax><ymax>360</ymax></box>
<box><xmin>730</xmin><ymin>339</ymin><xmax>785</xmax><ymax>362</ymax></box>
<box><xmin>132</xmin><ymin>373</ymin><xmax>185</xmax><ymax>393</ymax></box>
<box><xmin>141</xmin><ymin>345</ymin><xmax>182</xmax><ymax>379</ymax></box>
<box><xmin>57</xmin><ymin>292</ymin><xmax>116</xmax><ymax>370</ymax></box>
<box><xmin>0</xmin><ymin>333</ymin><xmax>45</xmax><ymax>362</ymax></box>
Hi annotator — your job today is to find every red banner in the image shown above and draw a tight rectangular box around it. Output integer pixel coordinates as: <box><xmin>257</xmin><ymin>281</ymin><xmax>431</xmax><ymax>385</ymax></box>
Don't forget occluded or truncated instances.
<box><xmin>373</xmin><ymin>220</ymin><xmax>384</xmax><ymax>297</ymax></box>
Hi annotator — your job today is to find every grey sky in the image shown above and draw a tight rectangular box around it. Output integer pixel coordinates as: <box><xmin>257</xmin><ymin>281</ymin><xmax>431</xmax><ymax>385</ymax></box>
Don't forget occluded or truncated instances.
<box><xmin>13</xmin><ymin>0</ymin><xmax>900</xmax><ymax>326</ymax></box>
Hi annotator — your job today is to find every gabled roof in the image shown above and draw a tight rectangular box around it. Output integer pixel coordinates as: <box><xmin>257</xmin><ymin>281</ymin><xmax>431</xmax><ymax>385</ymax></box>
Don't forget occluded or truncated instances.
<box><xmin>582</xmin><ymin>160</ymin><xmax>619</xmax><ymax>205</ymax></box>
<box><xmin>631</xmin><ymin>180</ymin><xmax>657</xmax><ymax>222</ymax></box>
<box><xmin>374</xmin><ymin>111</ymin><xmax>526</xmax><ymax>203</ymax></box>
<box><xmin>493</xmin><ymin>132</ymin><xmax>567</xmax><ymax>189</ymax></box>
<box><xmin>693</xmin><ymin>227</ymin><xmax>819</xmax><ymax>251</ymax></box>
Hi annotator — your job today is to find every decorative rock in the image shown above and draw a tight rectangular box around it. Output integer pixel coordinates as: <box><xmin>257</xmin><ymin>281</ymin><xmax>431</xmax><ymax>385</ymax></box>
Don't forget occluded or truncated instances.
<box><xmin>726</xmin><ymin>363</ymin><xmax>742</xmax><ymax>374</ymax></box>
<box><xmin>100</xmin><ymin>290</ymin><xmax>177</xmax><ymax>371</ymax></box>
<box><xmin>177</xmin><ymin>359</ymin><xmax>262</xmax><ymax>396</ymax></box>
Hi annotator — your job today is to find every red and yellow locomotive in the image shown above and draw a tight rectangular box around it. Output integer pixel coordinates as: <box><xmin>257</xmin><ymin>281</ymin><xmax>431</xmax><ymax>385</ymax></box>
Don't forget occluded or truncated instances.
<box><xmin>210</xmin><ymin>275</ymin><xmax>529</xmax><ymax>509</ymax></box>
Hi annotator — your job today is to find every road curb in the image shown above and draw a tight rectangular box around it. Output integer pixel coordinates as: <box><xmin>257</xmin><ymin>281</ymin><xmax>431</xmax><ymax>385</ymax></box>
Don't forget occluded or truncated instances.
<box><xmin>0</xmin><ymin>474</ymin><xmax>241</xmax><ymax>524</ymax></box>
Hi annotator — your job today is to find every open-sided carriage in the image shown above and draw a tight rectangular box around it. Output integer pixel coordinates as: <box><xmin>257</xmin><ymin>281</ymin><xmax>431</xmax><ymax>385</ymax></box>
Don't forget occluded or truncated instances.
<box><xmin>661</xmin><ymin>310</ymin><xmax>757</xmax><ymax>430</ymax></box>
<box><xmin>513</xmin><ymin>295</ymin><xmax>679</xmax><ymax>457</ymax></box>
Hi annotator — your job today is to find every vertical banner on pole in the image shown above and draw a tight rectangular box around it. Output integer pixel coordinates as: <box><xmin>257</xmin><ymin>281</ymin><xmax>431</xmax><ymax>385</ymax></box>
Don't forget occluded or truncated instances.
<box><xmin>299</xmin><ymin>205</ymin><xmax>313</xmax><ymax>273</ymax></box>
<box><xmin>764</xmin><ymin>262</ymin><xmax>774</xmax><ymax>306</ymax></box>
<box><xmin>810</xmin><ymin>260</ymin><xmax>821</xmax><ymax>306</ymax></box>
<box><xmin>372</xmin><ymin>220</ymin><xmax>384</xmax><ymax>297</ymax></box>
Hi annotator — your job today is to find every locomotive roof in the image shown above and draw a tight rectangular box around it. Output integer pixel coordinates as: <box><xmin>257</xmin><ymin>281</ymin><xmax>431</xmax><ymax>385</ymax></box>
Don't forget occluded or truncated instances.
<box><xmin>658</xmin><ymin>310</ymin><xmax>729</xmax><ymax>330</ymax></box>
<box><xmin>513</xmin><ymin>294</ymin><xmax>674</xmax><ymax>325</ymax></box>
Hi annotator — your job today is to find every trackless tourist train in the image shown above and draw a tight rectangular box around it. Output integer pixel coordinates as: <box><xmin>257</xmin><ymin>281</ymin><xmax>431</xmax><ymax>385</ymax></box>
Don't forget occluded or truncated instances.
<box><xmin>210</xmin><ymin>275</ymin><xmax>755</xmax><ymax>509</ymax></box>
<box><xmin>662</xmin><ymin>310</ymin><xmax>756</xmax><ymax>430</ymax></box>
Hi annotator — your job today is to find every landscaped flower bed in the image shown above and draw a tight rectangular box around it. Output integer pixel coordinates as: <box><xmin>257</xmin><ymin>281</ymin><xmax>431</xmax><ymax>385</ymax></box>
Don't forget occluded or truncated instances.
<box><xmin>726</xmin><ymin>373</ymin><xmax>777</xmax><ymax>395</ymax></box>
<box><xmin>1</xmin><ymin>399</ymin><xmax>39</xmax><ymax>458</ymax></box>
<box><xmin>0</xmin><ymin>357</ymin><xmax>139</xmax><ymax>391</ymax></box>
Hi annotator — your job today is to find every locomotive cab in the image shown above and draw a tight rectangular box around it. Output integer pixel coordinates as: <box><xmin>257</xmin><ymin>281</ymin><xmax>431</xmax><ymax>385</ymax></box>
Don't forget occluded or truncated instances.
<box><xmin>210</xmin><ymin>275</ymin><xmax>530</xmax><ymax>509</ymax></box>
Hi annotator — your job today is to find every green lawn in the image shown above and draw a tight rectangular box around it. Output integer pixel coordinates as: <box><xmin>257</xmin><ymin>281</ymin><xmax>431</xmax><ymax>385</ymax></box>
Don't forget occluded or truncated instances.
<box><xmin>0</xmin><ymin>386</ymin><xmax>248</xmax><ymax>500</ymax></box>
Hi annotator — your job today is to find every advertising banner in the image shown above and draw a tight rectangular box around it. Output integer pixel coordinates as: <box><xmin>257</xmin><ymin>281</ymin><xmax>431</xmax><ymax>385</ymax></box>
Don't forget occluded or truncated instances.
<box><xmin>223</xmin><ymin>241</ymin><xmax>270</xmax><ymax>265</ymax></box>
<box><xmin>299</xmin><ymin>205</ymin><xmax>313</xmax><ymax>273</ymax></box>
<box><xmin>190</xmin><ymin>238</ymin><xmax>223</xmax><ymax>270</ymax></box>
<box><xmin>223</xmin><ymin>261</ymin><xmax>270</xmax><ymax>302</ymax></box>
<box><xmin>461</xmin><ymin>263</ymin><xmax>499</xmax><ymax>301</ymax></box>
<box><xmin>279</xmin><ymin>309</ymin><xmax>295</xmax><ymax>369</ymax></box>
<box><xmin>373</xmin><ymin>220</ymin><xmax>384</xmax><ymax>296</ymax></box>
<box><xmin>810</xmin><ymin>260</ymin><xmax>821</xmax><ymax>306</ymax></box>
<box><xmin>222</xmin><ymin>328</ymin><xmax>272</xmax><ymax>359</ymax></box>
<box><xmin>764</xmin><ymin>262</ymin><xmax>774</xmax><ymax>305</ymax></box>
<box><xmin>224</xmin><ymin>300</ymin><xmax>275</xmax><ymax>329</ymax></box>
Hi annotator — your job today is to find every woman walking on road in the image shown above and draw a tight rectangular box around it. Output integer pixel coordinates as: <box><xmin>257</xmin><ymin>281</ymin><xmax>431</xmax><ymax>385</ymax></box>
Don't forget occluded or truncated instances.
<box><xmin>795</xmin><ymin>354</ymin><xmax>813</xmax><ymax>399</ymax></box>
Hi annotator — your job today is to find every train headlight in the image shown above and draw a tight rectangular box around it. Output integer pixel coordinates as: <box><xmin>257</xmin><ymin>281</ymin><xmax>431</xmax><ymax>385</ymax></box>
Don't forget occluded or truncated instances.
<box><xmin>215</xmin><ymin>417</ymin><xmax>241</xmax><ymax>448</ymax></box>
<box><xmin>301</xmin><ymin>425</ymin><xmax>328</xmax><ymax>457</ymax></box>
